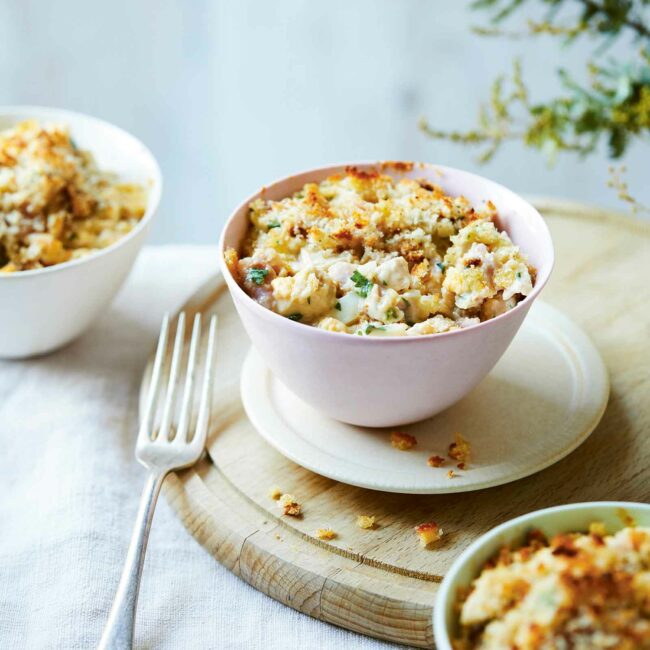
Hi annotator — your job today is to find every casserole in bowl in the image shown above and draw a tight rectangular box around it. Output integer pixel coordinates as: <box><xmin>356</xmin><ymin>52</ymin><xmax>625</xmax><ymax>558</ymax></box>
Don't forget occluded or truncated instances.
<box><xmin>219</xmin><ymin>162</ymin><xmax>553</xmax><ymax>426</ymax></box>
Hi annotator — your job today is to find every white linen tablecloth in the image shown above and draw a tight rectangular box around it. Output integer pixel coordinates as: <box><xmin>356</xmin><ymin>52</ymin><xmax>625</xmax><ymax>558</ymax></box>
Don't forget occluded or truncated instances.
<box><xmin>0</xmin><ymin>246</ymin><xmax>401</xmax><ymax>650</ymax></box>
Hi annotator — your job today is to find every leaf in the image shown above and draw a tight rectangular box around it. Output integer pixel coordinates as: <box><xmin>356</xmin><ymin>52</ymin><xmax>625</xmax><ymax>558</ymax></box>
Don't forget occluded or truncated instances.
<box><xmin>246</xmin><ymin>267</ymin><xmax>269</xmax><ymax>285</ymax></box>
<box><xmin>351</xmin><ymin>270</ymin><xmax>373</xmax><ymax>298</ymax></box>
<box><xmin>614</xmin><ymin>74</ymin><xmax>633</xmax><ymax>103</ymax></box>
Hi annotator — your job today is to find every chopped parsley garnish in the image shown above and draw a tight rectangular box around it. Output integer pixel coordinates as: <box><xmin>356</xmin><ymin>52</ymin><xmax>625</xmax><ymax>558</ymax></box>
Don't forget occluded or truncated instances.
<box><xmin>287</xmin><ymin>313</ymin><xmax>303</xmax><ymax>322</ymax></box>
<box><xmin>246</xmin><ymin>267</ymin><xmax>269</xmax><ymax>285</ymax></box>
<box><xmin>516</xmin><ymin>271</ymin><xmax>522</xmax><ymax>279</ymax></box>
<box><xmin>307</xmin><ymin>297</ymin><xmax>311</xmax><ymax>305</ymax></box>
<box><xmin>351</xmin><ymin>270</ymin><xmax>373</xmax><ymax>297</ymax></box>
<box><xmin>385</xmin><ymin>307</ymin><xmax>397</xmax><ymax>320</ymax></box>
<box><xmin>436</xmin><ymin>262</ymin><xmax>446</xmax><ymax>272</ymax></box>
<box><xmin>267</xmin><ymin>221</ymin><xmax>281</xmax><ymax>229</ymax></box>
<box><xmin>365</xmin><ymin>325</ymin><xmax>386</xmax><ymax>335</ymax></box>
<box><xmin>401</xmin><ymin>297</ymin><xmax>410</xmax><ymax>307</ymax></box>
<box><xmin>335</xmin><ymin>301</ymin><xmax>341</xmax><ymax>310</ymax></box>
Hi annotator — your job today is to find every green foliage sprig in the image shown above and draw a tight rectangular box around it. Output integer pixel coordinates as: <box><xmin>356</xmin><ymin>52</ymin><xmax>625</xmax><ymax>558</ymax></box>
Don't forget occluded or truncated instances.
<box><xmin>420</xmin><ymin>0</ymin><xmax>650</xmax><ymax>164</ymax></box>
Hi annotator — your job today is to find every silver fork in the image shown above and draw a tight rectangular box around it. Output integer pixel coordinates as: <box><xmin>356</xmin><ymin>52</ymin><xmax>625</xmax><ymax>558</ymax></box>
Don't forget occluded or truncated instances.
<box><xmin>98</xmin><ymin>312</ymin><xmax>217</xmax><ymax>650</ymax></box>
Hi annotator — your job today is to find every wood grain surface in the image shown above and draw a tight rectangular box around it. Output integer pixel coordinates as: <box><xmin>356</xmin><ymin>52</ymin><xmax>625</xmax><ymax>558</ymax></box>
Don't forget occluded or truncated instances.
<box><xmin>153</xmin><ymin>200</ymin><xmax>650</xmax><ymax>648</ymax></box>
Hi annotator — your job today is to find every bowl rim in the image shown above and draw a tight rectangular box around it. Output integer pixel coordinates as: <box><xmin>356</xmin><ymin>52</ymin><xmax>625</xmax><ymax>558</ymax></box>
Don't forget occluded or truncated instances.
<box><xmin>218</xmin><ymin>160</ymin><xmax>555</xmax><ymax>343</ymax></box>
<box><xmin>0</xmin><ymin>104</ymin><xmax>163</xmax><ymax>280</ymax></box>
<box><xmin>433</xmin><ymin>500</ymin><xmax>650</xmax><ymax>649</ymax></box>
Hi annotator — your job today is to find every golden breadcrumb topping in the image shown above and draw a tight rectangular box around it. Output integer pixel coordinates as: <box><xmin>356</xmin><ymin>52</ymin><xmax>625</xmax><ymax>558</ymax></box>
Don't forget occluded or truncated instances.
<box><xmin>415</xmin><ymin>522</ymin><xmax>443</xmax><ymax>547</ymax></box>
<box><xmin>454</xmin><ymin>526</ymin><xmax>650</xmax><ymax>649</ymax></box>
<box><xmin>391</xmin><ymin>431</ymin><xmax>417</xmax><ymax>451</ymax></box>
<box><xmin>428</xmin><ymin>454</ymin><xmax>446</xmax><ymax>468</ymax></box>
<box><xmin>0</xmin><ymin>120</ymin><xmax>146</xmax><ymax>272</ymax></box>
<box><xmin>227</xmin><ymin>167</ymin><xmax>535</xmax><ymax>336</ymax></box>
<box><xmin>316</xmin><ymin>528</ymin><xmax>337</xmax><ymax>541</ymax></box>
<box><xmin>449</xmin><ymin>432</ymin><xmax>471</xmax><ymax>465</ymax></box>
<box><xmin>277</xmin><ymin>493</ymin><xmax>301</xmax><ymax>517</ymax></box>
<box><xmin>356</xmin><ymin>515</ymin><xmax>376</xmax><ymax>530</ymax></box>
<box><xmin>589</xmin><ymin>521</ymin><xmax>608</xmax><ymax>537</ymax></box>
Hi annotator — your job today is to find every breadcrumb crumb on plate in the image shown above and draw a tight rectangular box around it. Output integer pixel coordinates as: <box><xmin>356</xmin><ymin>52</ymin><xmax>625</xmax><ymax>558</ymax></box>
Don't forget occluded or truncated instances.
<box><xmin>428</xmin><ymin>455</ymin><xmax>446</xmax><ymax>468</ymax></box>
<box><xmin>391</xmin><ymin>431</ymin><xmax>417</xmax><ymax>450</ymax></box>
<box><xmin>316</xmin><ymin>528</ymin><xmax>337</xmax><ymax>541</ymax></box>
<box><xmin>277</xmin><ymin>493</ymin><xmax>301</xmax><ymax>516</ymax></box>
<box><xmin>356</xmin><ymin>515</ymin><xmax>376</xmax><ymax>530</ymax></box>
<box><xmin>448</xmin><ymin>432</ymin><xmax>471</xmax><ymax>465</ymax></box>
<box><xmin>415</xmin><ymin>522</ymin><xmax>443</xmax><ymax>547</ymax></box>
<box><xmin>267</xmin><ymin>485</ymin><xmax>283</xmax><ymax>500</ymax></box>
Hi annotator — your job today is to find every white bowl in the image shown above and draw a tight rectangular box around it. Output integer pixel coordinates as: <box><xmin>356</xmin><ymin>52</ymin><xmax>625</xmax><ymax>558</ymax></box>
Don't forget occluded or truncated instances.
<box><xmin>219</xmin><ymin>162</ymin><xmax>554</xmax><ymax>427</ymax></box>
<box><xmin>434</xmin><ymin>501</ymin><xmax>650</xmax><ymax>649</ymax></box>
<box><xmin>0</xmin><ymin>106</ymin><xmax>162</xmax><ymax>358</ymax></box>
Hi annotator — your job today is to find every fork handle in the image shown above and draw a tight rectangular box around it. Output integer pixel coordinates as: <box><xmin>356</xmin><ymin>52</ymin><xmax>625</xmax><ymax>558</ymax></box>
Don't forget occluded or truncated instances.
<box><xmin>98</xmin><ymin>470</ymin><xmax>168</xmax><ymax>650</ymax></box>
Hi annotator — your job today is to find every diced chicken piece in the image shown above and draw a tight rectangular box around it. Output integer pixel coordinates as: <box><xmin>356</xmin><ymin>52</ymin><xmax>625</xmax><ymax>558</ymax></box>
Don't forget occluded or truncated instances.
<box><xmin>356</xmin><ymin>260</ymin><xmax>378</xmax><ymax>281</ymax></box>
<box><xmin>498</xmin><ymin>262</ymin><xmax>533</xmax><ymax>300</ymax></box>
<box><xmin>271</xmin><ymin>269</ymin><xmax>336</xmax><ymax>320</ymax></box>
<box><xmin>327</xmin><ymin>260</ymin><xmax>355</xmax><ymax>288</ymax></box>
<box><xmin>407</xmin><ymin>315</ymin><xmax>458</xmax><ymax>335</ymax></box>
<box><xmin>377</xmin><ymin>256</ymin><xmax>411</xmax><ymax>292</ymax></box>
<box><xmin>336</xmin><ymin>292</ymin><xmax>364</xmax><ymax>325</ymax></box>
<box><xmin>365</xmin><ymin>285</ymin><xmax>404</xmax><ymax>323</ymax></box>
<box><xmin>317</xmin><ymin>316</ymin><xmax>347</xmax><ymax>333</ymax></box>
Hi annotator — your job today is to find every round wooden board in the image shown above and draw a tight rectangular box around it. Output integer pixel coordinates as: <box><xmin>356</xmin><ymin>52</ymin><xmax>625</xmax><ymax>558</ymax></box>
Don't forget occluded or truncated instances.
<box><xmin>153</xmin><ymin>200</ymin><xmax>650</xmax><ymax>648</ymax></box>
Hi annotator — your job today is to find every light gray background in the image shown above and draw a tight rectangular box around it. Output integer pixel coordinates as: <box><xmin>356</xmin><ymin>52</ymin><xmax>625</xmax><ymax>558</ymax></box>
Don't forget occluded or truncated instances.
<box><xmin>2</xmin><ymin>0</ymin><xmax>647</xmax><ymax>244</ymax></box>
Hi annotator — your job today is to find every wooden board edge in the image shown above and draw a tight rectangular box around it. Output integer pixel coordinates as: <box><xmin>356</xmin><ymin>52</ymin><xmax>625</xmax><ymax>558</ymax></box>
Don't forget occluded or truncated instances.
<box><xmin>163</xmin><ymin>462</ymin><xmax>436</xmax><ymax>648</ymax></box>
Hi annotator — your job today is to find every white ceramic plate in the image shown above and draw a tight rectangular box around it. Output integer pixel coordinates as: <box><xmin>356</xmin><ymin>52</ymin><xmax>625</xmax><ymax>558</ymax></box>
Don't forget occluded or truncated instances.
<box><xmin>241</xmin><ymin>302</ymin><xmax>609</xmax><ymax>494</ymax></box>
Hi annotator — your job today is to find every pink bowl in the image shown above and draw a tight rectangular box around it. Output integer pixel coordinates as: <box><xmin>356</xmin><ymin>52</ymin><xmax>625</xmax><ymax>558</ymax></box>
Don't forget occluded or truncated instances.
<box><xmin>219</xmin><ymin>162</ymin><xmax>554</xmax><ymax>427</ymax></box>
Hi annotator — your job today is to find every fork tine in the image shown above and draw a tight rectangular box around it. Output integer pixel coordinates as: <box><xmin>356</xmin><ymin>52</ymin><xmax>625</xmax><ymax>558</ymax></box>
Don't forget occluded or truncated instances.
<box><xmin>157</xmin><ymin>312</ymin><xmax>186</xmax><ymax>441</ymax></box>
<box><xmin>191</xmin><ymin>314</ymin><xmax>218</xmax><ymax>447</ymax></box>
<box><xmin>138</xmin><ymin>313</ymin><xmax>170</xmax><ymax>444</ymax></box>
<box><xmin>174</xmin><ymin>313</ymin><xmax>202</xmax><ymax>444</ymax></box>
